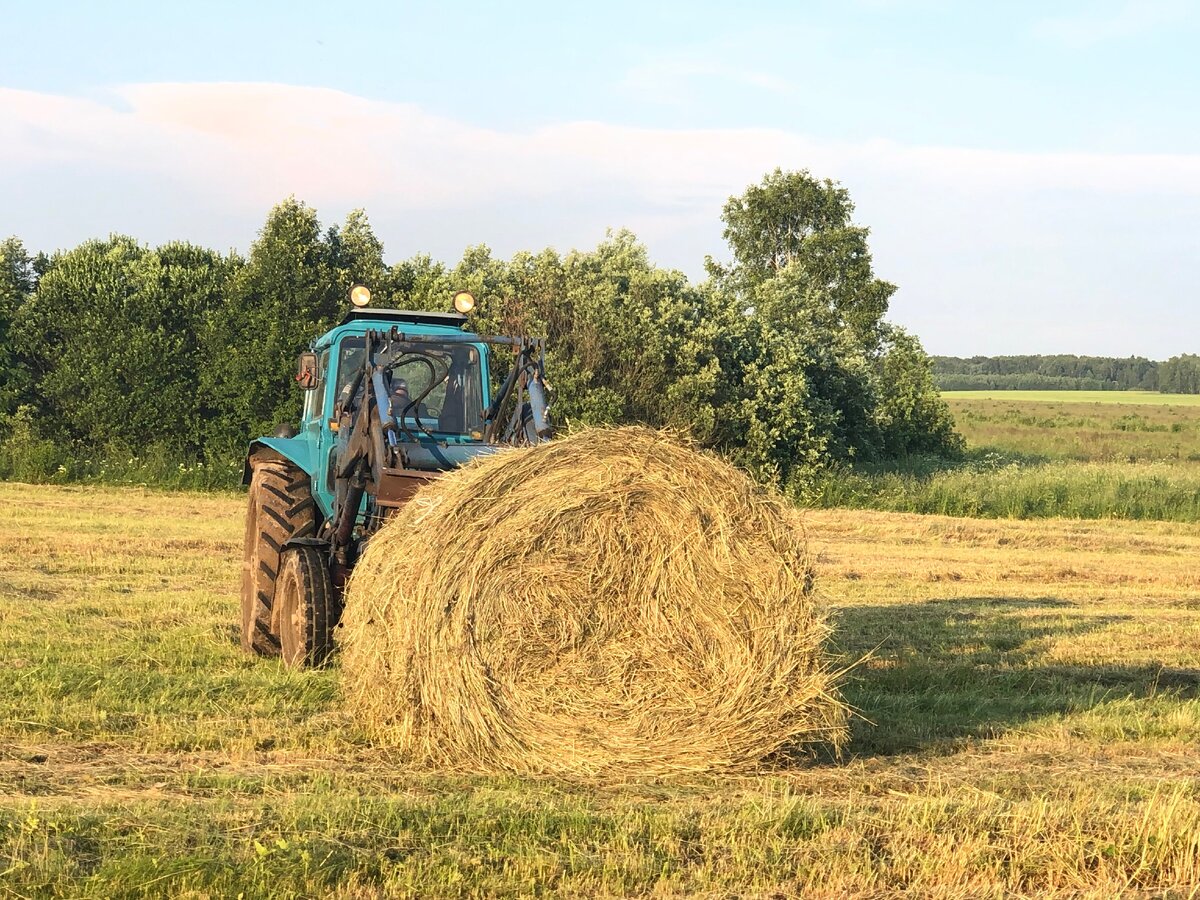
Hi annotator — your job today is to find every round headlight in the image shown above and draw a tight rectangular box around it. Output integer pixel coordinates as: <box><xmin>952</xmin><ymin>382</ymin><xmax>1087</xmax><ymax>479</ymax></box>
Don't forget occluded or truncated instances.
<box><xmin>350</xmin><ymin>284</ymin><xmax>372</xmax><ymax>308</ymax></box>
<box><xmin>453</xmin><ymin>290</ymin><xmax>476</xmax><ymax>314</ymax></box>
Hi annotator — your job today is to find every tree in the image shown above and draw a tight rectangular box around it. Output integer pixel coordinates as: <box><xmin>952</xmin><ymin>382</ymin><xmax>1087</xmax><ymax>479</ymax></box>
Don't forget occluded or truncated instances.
<box><xmin>547</xmin><ymin>231</ymin><xmax>719</xmax><ymax>433</ymax></box>
<box><xmin>385</xmin><ymin>253</ymin><xmax>452</xmax><ymax>310</ymax></box>
<box><xmin>201</xmin><ymin>200</ymin><xmax>383</xmax><ymax>447</ymax></box>
<box><xmin>719</xmin><ymin>169</ymin><xmax>854</xmax><ymax>281</ymax></box>
<box><xmin>15</xmin><ymin>237</ymin><xmax>230</xmax><ymax>450</ymax></box>
<box><xmin>707</xmin><ymin>168</ymin><xmax>961</xmax><ymax>490</ymax></box>
<box><xmin>1160</xmin><ymin>355</ymin><xmax>1200</xmax><ymax>395</ymax></box>
<box><xmin>0</xmin><ymin>237</ymin><xmax>35</xmax><ymax>417</ymax></box>
<box><xmin>435</xmin><ymin>233</ymin><xmax>721</xmax><ymax>437</ymax></box>
<box><xmin>717</xmin><ymin>168</ymin><xmax>895</xmax><ymax>346</ymax></box>
<box><xmin>875</xmin><ymin>327</ymin><xmax>963</xmax><ymax>457</ymax></box>
<box><xmin>328</xmin><ymin>208</ymin><xmax>388</xmax><ymax>291</ymax></box>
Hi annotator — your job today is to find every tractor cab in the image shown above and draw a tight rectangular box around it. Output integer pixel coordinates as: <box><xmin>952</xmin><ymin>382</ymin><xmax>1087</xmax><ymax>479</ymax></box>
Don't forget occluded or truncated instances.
<box><xmin>240</xmin><ymin>286</ymin><xmax>551</xmax><ymax>667</ymax></box>
<box><xmin>278</xmin><ymin>306</ymin><xmax>498</xmax><ymax>520</ymax></box>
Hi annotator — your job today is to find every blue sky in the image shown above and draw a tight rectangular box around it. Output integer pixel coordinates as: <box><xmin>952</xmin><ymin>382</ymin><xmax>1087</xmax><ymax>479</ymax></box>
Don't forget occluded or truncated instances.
<box><xmin>2</xmin><ymin>0</ymin><xmax>1198</xmax><ymax>356</ymax></box>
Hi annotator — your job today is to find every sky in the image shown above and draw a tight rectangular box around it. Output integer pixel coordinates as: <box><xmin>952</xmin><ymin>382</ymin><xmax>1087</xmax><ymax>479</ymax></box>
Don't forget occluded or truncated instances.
<box><xmin>2</xmin><ymin>0</ymin><xmax>1198</xmax><ymax>357</ymax></box>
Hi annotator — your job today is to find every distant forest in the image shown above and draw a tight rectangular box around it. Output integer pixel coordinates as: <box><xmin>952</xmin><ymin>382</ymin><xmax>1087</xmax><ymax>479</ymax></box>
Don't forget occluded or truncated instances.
<box><xmin>934</xmin><ymin>355</ymin><xmax>1200</xmax><ymax>393</ymax></box>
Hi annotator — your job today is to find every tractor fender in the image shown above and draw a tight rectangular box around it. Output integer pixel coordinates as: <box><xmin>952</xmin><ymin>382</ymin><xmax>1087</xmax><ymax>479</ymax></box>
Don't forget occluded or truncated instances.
<box><xmin>242</xmin><ymin>437</ymin><xmax>318</xmax><ymax>486</ymax></box>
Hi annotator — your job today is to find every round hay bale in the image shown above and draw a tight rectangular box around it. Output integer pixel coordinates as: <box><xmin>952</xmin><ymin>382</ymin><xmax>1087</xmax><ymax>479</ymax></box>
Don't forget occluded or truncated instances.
<box><xmin>338</xmin><ymin>426</ymin><xmax>845</xmax><ymax>777</ymax></box>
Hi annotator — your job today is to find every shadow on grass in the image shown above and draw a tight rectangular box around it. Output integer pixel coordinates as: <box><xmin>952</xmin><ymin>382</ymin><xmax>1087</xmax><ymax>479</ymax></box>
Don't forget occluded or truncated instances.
<box><xmin>826</xmin><ymin>595</ymin><xmax>1200</xmax><ymax>757</ymax></box>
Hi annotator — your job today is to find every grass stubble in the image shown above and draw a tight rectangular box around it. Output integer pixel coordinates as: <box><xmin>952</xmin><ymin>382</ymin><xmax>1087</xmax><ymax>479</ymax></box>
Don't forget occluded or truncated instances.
<box><xmin>1</xmin><ymin>481</ymin><xmax>1199</xmax><ymax>896</ymax></box>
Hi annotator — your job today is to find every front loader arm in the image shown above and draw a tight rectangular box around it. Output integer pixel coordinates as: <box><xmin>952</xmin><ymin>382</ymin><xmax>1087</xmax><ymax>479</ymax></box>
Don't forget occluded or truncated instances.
<box><xmin>483</xmin><ymin>341</ymin><xmax>552</xmax><ymax>445</ymax></box>
<box><xmin>329</xmin><ymin>334</ymin><xmax>397</xmax><ymax>570</ymax></box>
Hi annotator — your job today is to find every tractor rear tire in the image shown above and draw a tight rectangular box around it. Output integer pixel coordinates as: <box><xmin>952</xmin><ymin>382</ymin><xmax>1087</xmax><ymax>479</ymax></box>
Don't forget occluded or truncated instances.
<box><xmin>241</xmin><ymin>459</ymin><xmax>318</xmax><ymax>657</ymax></box>
<box><xmin>276</xmin><ymin>545</ymin><xmax>339</xmax><ymax>668</ymax></box>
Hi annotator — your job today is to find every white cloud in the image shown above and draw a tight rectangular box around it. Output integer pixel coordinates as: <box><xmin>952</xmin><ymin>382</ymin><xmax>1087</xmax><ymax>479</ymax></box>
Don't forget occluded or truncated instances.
<box><xmin>2</xmin><ymin>81</ymin><xmax>1199</xmax><ymax>356</ymax></box>
<box><xmin>4</xmin><ymin>81</ymin><xmax>1196</xmax><ymax>216</ymax></box>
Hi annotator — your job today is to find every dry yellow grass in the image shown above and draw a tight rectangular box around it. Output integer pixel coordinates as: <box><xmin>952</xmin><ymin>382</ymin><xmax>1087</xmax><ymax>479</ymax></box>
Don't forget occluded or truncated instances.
<box><xmin>339</xmin><ymin>428</ymin><xmax>846</xmax><ymax>777</ymax></box>
<box><xmin>2</xmin><ymin>481</ymin><xmax>1199</xmax><ymax>896</ymax></box>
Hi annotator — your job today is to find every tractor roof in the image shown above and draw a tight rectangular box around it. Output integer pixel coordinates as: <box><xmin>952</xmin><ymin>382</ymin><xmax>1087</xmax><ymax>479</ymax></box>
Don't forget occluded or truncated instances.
<box><xmin>338</xmin><ymin>308</ymin><xmax>469</xmax><ymax>329</ymax></box>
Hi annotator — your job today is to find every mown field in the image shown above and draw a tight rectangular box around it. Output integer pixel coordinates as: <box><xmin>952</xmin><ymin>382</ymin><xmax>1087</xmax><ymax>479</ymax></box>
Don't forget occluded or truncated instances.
<box><xmin>3</xmin><ymin>481</ymin><xmax>1200</xmax><ymax>897</ymax></box>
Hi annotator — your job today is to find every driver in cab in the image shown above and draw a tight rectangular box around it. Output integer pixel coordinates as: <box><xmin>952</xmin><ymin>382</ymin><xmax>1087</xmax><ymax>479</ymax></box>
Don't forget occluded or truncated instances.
<box><xmin>388</xmin><ymin>377</ymin><xmax>430</xmax><ymax>424</ymax></box>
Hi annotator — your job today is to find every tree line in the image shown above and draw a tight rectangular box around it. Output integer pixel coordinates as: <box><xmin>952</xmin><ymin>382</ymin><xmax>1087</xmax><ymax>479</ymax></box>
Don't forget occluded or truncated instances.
<box><xmin>0</xmin><ymin>169</ymin><xmax>961</xmax><ymax>495</ymax></box>
<box><xmin>935</xmin><ymin>354</ymin><xmax>1200</xmax><ymax>393</ymax></box>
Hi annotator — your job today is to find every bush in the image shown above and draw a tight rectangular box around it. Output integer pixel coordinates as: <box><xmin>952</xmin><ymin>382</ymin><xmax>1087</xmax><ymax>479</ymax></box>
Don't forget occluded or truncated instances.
<box><xmin>0</xmin><ymin>408</ymin><xmax>241</xmax><ymax>491</ymax></box>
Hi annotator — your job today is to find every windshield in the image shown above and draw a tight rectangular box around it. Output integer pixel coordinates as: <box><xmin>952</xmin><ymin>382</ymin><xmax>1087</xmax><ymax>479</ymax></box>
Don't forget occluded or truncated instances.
<box><xmin>336</xmin><ymin>336</ymin><xmax>485</xmax><ymax>436</ymax></box>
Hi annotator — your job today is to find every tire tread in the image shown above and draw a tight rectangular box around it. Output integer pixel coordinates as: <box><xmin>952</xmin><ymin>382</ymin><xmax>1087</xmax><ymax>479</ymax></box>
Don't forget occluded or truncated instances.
<box><xmin>240</xmin><ymin>457</ymin><xmax>320</xmax><ymax>657</ymax></box>
<box><xmin>277</xmin><ymin>545</ymin><xmax>339</xmax><ymax>667</ymax></box>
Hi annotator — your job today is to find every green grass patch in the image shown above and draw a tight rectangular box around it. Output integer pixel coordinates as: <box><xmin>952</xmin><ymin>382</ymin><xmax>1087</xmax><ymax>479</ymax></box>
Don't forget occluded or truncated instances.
<box><xmin>815</xmin><ymin>458</ymin><xmax>1200</xmax><ymax>522</ymax></box>
<box><xmin>0</xmin><ymin>412</ymin><xmax>242</xmax><ymax>492</ymax></box>
<box><xmin>946</xmin><ymin>395</ymin><xmax>1200</xmax><ymax>463</ymax></box>
<box><xmin>812</xmin><ymin>392</ymin><xmax>1200</xmax><ymax>522</ymax></box>
<box><xmin>941</xmin><ymin>390</ymin><xmax>1200</xmax><ymax>405</ymax></box>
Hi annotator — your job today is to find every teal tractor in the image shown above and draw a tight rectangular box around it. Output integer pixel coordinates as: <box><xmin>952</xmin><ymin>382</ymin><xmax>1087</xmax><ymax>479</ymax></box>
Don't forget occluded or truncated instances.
<box><xmin>240</xmin><ymin>286</ymin><xmax>551</xmax><ymax>667</ymax></box>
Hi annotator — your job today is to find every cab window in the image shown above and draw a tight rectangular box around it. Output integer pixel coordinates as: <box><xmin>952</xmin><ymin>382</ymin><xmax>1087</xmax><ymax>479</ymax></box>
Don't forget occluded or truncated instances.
<box><xmin>335</xmin><ymin>336</ymin><xmax>484</xmax><ymax>436</ymax></box>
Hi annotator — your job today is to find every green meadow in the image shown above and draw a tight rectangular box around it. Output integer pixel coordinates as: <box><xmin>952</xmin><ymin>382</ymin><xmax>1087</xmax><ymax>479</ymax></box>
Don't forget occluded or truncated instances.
<box><xmin>817</xmin><ymin>391</ymin><xmax>1200</xmax><ymax>522</ymax></box>
<box><xmin>941</xmin><ymin>390</ymin><xmax>1200</xmax><ymax>406</ymax></box>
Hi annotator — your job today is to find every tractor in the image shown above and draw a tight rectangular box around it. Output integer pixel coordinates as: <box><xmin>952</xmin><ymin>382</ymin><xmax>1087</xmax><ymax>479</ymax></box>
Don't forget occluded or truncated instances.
<box><xmin>240</xmin><ymin>286</ymin><xmax>551</xmax><ymax>667</ymax></box>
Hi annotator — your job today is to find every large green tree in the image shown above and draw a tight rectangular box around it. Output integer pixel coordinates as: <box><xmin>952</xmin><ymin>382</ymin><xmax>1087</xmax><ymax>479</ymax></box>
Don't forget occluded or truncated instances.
<box><xmin>717</xmin><ymin>167</ymin><xmax>895</xmax><ymax>346</ymax></box>
<box><xmin>201</xmin><ymin>201</ymin><xmax>387</xmax><ymax>447</ymax></box>
<box><xmin>708</xmin><ymin>168</ymin><xmax>960</xmax><ymax>489</ymax></box>
<box><xmin>15</xmin><ymin>237</ymin><xmax>230</xmax><ymax>450</ymax></box>
<box><xmin>381</xmin><ymin>235</ymin><xmax>720</xmax><ymax>435</ymax></box>
<box><xmin>437</xmin><ymin>233</ymin><xmax>720</xmax><ymax>436</ymax></box>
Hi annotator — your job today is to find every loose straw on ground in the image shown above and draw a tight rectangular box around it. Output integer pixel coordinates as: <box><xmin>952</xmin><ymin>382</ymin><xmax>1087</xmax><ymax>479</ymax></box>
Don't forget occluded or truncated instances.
<box><xmin>338</xmin><ymin>426</ymin><xmax>845</xmax><ymax>778</ymax></box>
